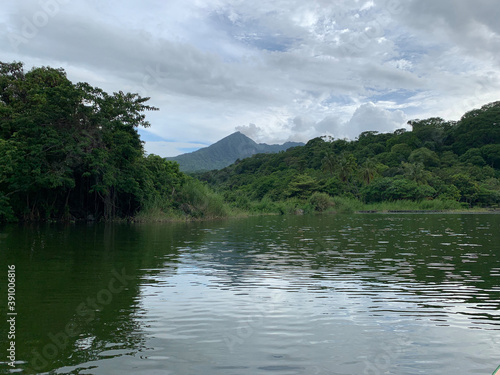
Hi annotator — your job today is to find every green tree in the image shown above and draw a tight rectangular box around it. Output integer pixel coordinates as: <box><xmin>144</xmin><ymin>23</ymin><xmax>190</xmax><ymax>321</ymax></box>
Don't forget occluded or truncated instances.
<box><xmin>401</xmin><ymin>162</ymin><xmax>431</xmax><ymax>184</ymax></box>
<box><xmin>409</xmin><ymin>147</ymin><xmax>440</xmax><ymax>167</ymax></box>
<box><xmin>459</xmin><ymin>148</ymin><xmax>486</xmax><ymax>166</ymax></box>
<box><xmin>391</xmin><ymin>143</ymin><xmax>412</xmax><ymax>162</ymax></box>
<box><xmin>321</xmin><ymin>152</ymin><xmax>336</xmax><ymax>176</ymax></box>
<box><xmin>336</xmin><ymin>153</ymin><xmax>357</xmax><ymax>183</ymax></box>
<box><xmin>0</xmin><ymin>61</ymin><xmax>158</xmax><ymax>221</ymax></box>
<box><xmin>286</xmin><ymin>174</ymin><xmax>318</xmax><ymax>199</ymax></box>
<box><xmin>359</xmin><ymin>158</ymin><xmax>377</xmax><ymax>184</ymax></box>
<box><xmin>480</xmin><ymin>144</ymin><xmax>500</xmax><ymax>168</ymax></box>
<box><xmin>451</xmin><ymin>174</ymin><xmax>480</xmax><ymax>206</ymax></box>
<box><xmin>449</xmin><ymin>101</ymin><xmax>500</xmax><ymax>154</ymax></box>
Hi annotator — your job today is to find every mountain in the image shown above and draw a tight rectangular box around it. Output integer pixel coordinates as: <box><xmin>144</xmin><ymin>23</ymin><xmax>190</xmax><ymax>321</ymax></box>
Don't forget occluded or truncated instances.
<box><xmin>200</xmin><ymin>101</ymin><xmax>500</xmax><ymax>209</ymax></box>
<box><xmin>167</xmin><ymin>132</ymin><xmax>304</xmax><ymax>172</ymax></box>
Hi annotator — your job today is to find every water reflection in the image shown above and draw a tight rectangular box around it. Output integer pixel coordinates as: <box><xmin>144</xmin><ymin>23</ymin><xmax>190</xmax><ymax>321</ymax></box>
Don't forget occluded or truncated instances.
<box><xmin>0</xmin><ymin>221</ymin><xmax>202</xmax><ymax>374</ymax></box>
<box><xmin>0</xmin><ymin>214</ymin><xmax>499</xmax><ymax>374</ymax></box>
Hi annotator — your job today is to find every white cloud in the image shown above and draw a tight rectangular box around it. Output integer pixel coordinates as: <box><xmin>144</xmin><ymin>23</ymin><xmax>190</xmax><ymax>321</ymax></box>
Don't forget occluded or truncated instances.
<box><xmin>347</xmin><ymin>103</ymin><xmax>408</xmax><ymax>136</ymax></box>
<box><xmin>235</xmin><ymin>123</ymin><xmax>262</xmax><ymax>140</ymax></box>
<box><xmin>1</xmin><ymin>0</ymin><xmax>499</xmax><ymax>155</ymax></box>
<box><xmin>310</xmin><ymin>103</ymin><xmax>408</xmax><ymax>141</ymax></box>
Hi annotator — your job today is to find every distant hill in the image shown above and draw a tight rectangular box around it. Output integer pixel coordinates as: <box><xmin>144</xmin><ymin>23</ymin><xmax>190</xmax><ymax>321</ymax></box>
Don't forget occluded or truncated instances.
<box><xmin>167</xmin><ymin>132</ymin><xmax>304</xmax><ymax>172</ymax></box>
<box><xmin>200</xmin><ymin>101</ymin><xmax>500</xmax><ymax>209</ymax></box>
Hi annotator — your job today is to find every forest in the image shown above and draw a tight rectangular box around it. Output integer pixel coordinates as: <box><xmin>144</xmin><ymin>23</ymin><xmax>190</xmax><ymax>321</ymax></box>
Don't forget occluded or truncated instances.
<box><xmin>0</xmin><ymin>62</ymin><xmax>225</xmax><ymax>222</ymax></box>
<box><xmin>199</xmin><ymin>103</ymin><xmax>500</xmax><ymax>214</ymax></box>
<box><xmin>1</xmin><ymin>61</ymin><xmax>499</xmax><ymax>222</ymax></box>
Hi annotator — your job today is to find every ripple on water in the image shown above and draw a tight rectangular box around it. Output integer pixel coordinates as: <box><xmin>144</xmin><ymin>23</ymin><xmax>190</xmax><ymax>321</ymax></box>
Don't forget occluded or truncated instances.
<box><xmin>25</xmin><ymin>214</ymin><xmax>500</xmax><ymax>375</ymax></box>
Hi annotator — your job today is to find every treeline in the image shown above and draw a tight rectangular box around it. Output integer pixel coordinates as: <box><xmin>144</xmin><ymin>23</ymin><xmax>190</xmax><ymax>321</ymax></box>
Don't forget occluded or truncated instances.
<box><xmin>2</xmin><ymin>61</ymin><xmax>499</xmax><ymax>222</ymax></box>
<box><xmin>0</xmin><ymin>62</ymin><xmax>227</xmax><ymax>222</ymax></box>
<box><xmin>200</xmin><ymin>102</ymin><xmax>500</xmax><ymax>213</ymax></box>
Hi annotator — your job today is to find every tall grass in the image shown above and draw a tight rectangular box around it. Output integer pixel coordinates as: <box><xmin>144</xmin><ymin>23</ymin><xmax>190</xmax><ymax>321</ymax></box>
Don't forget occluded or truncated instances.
<box><xmin>363</xmin><ymin>199</ymin><xmax>463</xmax><ymax>212</ymax></box>
<box><xmin>135</xmin><ymin>179</ymin><xmax>229</xmax><ymax>222</ymax></box>
<box><xmin>136</xmin><ymin>188</ymin><xmax>473</xmax><ymax>222</ymax></box>
<box><xmin>332</xmin><ymin>196</ymin><xmax>364</xmax><ymax>213</ymax></box>
<box><xmin>177</xmin><ymin>179</ymin><xmax>229</xmax><ymax>219</ymax></box>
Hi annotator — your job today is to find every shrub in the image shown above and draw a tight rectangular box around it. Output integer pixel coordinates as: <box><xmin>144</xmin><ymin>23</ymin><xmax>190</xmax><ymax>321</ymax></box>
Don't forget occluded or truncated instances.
<box><xmin>308</xmin><ymin>192</ymin><xmax>334</xmax><ymax>212</ymax></box>
<box><xmin>332</xmin><ymin>196</ymin><xmax>363</xmax><ymax>213</ymax></box>
<box><xmin>178</xmin><ymin>179</ymin><xmax>228</xmax><ymax>218</ymax></box>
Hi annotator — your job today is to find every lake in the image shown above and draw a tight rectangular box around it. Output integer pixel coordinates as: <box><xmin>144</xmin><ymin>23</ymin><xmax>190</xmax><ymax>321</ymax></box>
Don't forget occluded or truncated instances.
<box><xmin>1</xmin><ymin>213</ymin><xmax>499</xmax><ymax>374</ymax></box>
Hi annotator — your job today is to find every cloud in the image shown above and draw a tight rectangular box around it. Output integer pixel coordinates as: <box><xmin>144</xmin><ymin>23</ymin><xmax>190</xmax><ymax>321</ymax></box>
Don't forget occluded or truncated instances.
<box><xmin>347</xmin><ymin>103</ymin><xmax>408</xmax><ymax>137</ymax></box>
<box><xmin>144</xmin><ymin>141</ymin><xmax>209</xmax><ymax>158</ymax></box>
<box><xmin>314</xmin><ymin>116</ymin><xmax>345</xmax><ymax>138</ymax></box>
<box><xmin>235</xmin><ymin>123</ymin><xmax>263</xmax><ymax>140</ymax></box>
<box><xmin>1</xmin><ymin>0</ymin><xmax>500</xmax><ymax>156</ymax></box>
<box><xmin>311</xmin><ymin>103</ymin><xmax>408</xmax><ymax>140</ymax></box>
<box><xmin>401</xmin><ymin>0</ymin><xmax>500</xmax><ymax>61</ymax></box>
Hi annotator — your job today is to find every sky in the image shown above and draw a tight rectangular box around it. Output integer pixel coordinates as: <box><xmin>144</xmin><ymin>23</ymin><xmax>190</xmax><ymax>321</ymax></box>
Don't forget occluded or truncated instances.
<box><xmin>2</xmin><ymin>0</ymin><xmax>500</xmax><ymax>157</ymax></box>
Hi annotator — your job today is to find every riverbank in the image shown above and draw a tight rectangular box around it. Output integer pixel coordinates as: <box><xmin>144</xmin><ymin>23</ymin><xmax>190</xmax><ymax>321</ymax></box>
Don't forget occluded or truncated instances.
<box><xmin>130</xmin><ymin>195</ymin><xmax>498</xmax><ymax>223</ymax></box>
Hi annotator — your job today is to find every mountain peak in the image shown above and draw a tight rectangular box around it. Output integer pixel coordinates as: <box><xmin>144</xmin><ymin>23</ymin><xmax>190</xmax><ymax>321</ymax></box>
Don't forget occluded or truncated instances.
<box><xmin>167</xmin><ymin>132</ymin><xmax>303</xmax><ymax>172</ymax></box>
<box><xmin>219</xmin><ymin>131</ymin><xmax>254</xmax><ymax>142</ymax></box>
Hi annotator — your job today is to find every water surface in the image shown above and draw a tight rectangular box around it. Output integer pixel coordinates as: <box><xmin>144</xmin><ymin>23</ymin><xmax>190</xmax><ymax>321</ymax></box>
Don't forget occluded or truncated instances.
<box><xmin>0</xmin><ymin>214</ymin><xmax>499</xmax><ymax>374</ymax></box>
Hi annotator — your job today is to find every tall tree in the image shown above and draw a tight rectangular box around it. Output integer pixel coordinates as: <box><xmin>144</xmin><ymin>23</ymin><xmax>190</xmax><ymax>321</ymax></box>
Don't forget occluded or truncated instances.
<box><xmin>0</xmin><ymin>62</ymin><xmax>158</xmax><ymax>221</ymax></box>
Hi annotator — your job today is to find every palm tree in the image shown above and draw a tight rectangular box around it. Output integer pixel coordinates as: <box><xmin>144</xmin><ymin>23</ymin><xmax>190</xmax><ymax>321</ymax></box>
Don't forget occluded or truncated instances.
<box><xmin>401</xmin><ymin>162</ymin><xmax>429</xmax><ymax>184</ymax></box>
<box><xmin>359</xmin><ymin>159</ymin><xmax>377</xmax><ymax>184</ymax></box>
<box><xmin>321</xmin><ymin>152</ymin><xmax>336</xmax><ymax>176</ymax></box>
<box><xmin>337</xmin><ymin>153</ymin><xmax>357</xmax><ymax>183</ymax></box>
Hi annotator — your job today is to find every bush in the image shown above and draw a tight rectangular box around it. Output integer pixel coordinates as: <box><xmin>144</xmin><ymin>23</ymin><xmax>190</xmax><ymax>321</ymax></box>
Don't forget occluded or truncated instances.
<box><xmin>332</xmin><ymin>196</ymin><xmax>364</xmax><ymax>213</ymax></box>
<box><xmin>362</xmin><ymin>177</ymin><xmax>436</xmax><ymax>203</ymax></box>
<box><xmin>178</xmin><ymin>179</ymin><xmax>228</xmax><ymax>218</ymax></box>
<box><xmin>438</xmin><ymin>184</ymin><xmax>461</xmax><ymax>201</ymax></box>
<box><xmin>308</xmin><ymin>192</ymin><xmax>334</xmax><ymax>212</ymax></box>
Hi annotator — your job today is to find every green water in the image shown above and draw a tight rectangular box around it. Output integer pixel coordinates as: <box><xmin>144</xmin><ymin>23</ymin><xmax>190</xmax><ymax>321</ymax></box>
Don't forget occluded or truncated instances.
<box><xmin>0</xmin><ymin>214</ymin><xmax>499</xmax><ymax>374</ymax></box>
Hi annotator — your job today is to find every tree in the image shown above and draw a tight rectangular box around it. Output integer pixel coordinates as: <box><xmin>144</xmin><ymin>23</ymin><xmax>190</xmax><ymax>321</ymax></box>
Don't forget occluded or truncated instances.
<box><xmin>336</xmin><ymin>153</ymin><xmax>357</xmax><ymax>183</ymax></box>
<box><xmin>480</xmin><ymin>144</ymin><xmax>500</xmax><ymax>168</ymax></box>
<box><xmin>401</xmin><ymin>162</ymin><xmax>431</xmax><ymax>184</ymax></box>
<box><xmin>459</xmin><ymin>148</ymin><xmax>486</xmax><ymax>166</ymax></box>
<box><xmin>408</xmin><ymin>117</ymin><xmax>454</xmax><ymax>149</ymax></box>
<box><xmin>0</xmin><ymin>61</ymin><xmax>158</xmax><ymax>221</ymax></box>
<box><xmin>391</xmin><ymin>143</ymin><xmax>412</xmax><ymax>161</ymax></box>
<box><xmin>321</xmin><ymin>152</ymin><xmax>336</xmax><ymax>176</ymax></box>
<box><xmin>409</xmin><ymin>147</ymin><xmax>440</xmax><ymax>167</ymax></box>
<box><xmin>449</xmin><ymin>101</ymin><xmax>500</xmax><ymax>154</ymax></box>
<box><xmin>359</xmin><ymin>158</ymin><xmax>377</xmax><ymax>184</ymax></box>
<box><xmin>451</xmin><ymin>174</ymin><xmax>480</xmax><ymax>206</ymax></box>
<box><xmin>286</xmin><ymin>174</ymin><xmax>318</xmax><ymax>199</ymax></box>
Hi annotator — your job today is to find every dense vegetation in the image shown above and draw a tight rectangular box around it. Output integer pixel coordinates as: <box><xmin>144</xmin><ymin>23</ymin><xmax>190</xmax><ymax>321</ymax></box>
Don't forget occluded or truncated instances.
<box><xmin>1</xmin><ymin>61</ymin><xmax>499</xmax><ymax>223</ymax></box>
<box><xmin>0</xmin><ymin>62</ymin><xmax>227</xmax><ymax>222</ymax></box>
<box><xmin>200</xmin><ymin>103</ymin><xmax>500</xmax><ymax>213</ymax></box>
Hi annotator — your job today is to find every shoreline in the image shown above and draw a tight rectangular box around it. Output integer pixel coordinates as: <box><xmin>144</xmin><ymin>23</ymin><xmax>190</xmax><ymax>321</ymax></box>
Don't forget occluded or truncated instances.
<box><xmin>2</xmin><ymin>207</ymin><xmax>499</xmax><ymax>225</ymax></box>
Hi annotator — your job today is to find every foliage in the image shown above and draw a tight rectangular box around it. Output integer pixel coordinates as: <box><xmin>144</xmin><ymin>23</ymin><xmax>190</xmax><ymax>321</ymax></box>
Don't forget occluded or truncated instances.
<box><xmin>287</xmin><ymin>174</ymin><xmax>319</xmax><ymax>198</ymax></box>
<box><xmin>448</xmin><ymin>101</ymin><xmax>500</xmax><ymax>154</ymax></box>
<box><xmin>0</xmin><ymin>62</ymin><xmax>227</xmax><ymax>222</ymax></box>
<box><xmin>201</xmin><ymin>100</ymin><xmax>500</xmax><ymax>213</ymax></box>
<box><xmin>308</xmin><ymin>192</ymin><xmax>334</xmax><ymax>212</ymax></box>
<box><xmin>176</xmin><ymin>178</ymin><xmax>229</xmax><ymax>218</ymax></box>
<box><xmin>2</xmin><ymin>61</ymin><xmax>499</xmax><ymax>221</ymax></box>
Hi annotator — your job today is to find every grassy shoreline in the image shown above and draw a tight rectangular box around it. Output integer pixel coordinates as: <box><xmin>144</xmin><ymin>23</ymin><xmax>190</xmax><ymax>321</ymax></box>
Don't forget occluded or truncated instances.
<box><xmin>131</xmin><ymin>196</ymin><xmax>499</xmax><ymax>223</ymax></box>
